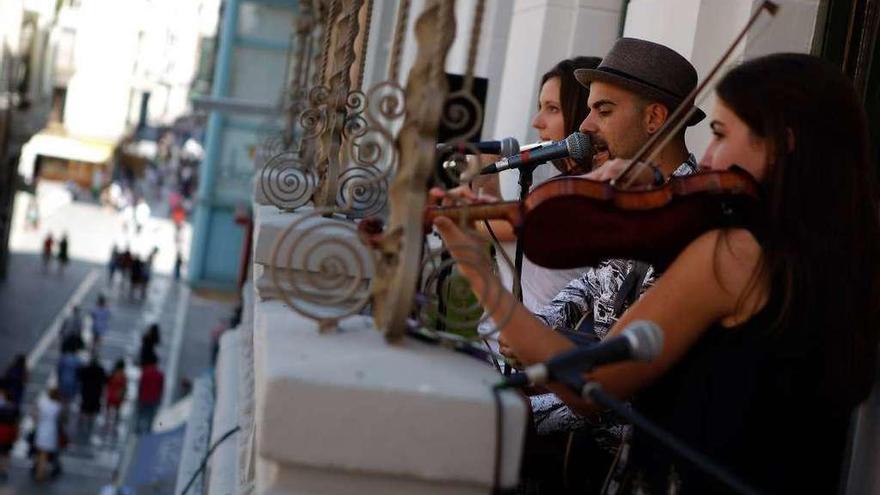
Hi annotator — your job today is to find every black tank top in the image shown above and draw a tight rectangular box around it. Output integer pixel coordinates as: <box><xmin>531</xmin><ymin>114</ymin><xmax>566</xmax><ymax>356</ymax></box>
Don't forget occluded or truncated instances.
<box><xmin>619</xmin><ymin>295</ymin><xmax>851</xmax><ymax>494</ymax></box>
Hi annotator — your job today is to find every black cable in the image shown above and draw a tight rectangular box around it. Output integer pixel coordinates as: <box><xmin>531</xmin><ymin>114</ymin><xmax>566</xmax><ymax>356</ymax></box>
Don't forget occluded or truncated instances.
<box><xmin>482</xmin><ymin>219</ymin><xmax>515</xmax><ymax>377</ymax></box>
<box><xmin>179</xmin><ymin>425</ymin><xmax>241</xmax><ymax>495</ymax></box>
<box><xmin>490</xmin><ymin>385</ymin><xmax>504</xmax><ymax>494</ymax></box>
<box><xmin>484</xmin><ymin>338</ymin><xmax>503</xmax><ymax>374</ymax></box>
<box><xmin>583</xmin><ymin>384</ymin><xmax>763</xmax><ymax>495</ymax></box>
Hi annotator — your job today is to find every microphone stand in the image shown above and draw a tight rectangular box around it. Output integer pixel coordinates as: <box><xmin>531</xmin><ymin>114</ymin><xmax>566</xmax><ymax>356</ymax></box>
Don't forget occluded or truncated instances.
<box><xmin>503</xmin><ymin>163</ymin><xmax>537</xmax><ymax>377</ymax></box>
<box><xmin>571</xmin><ymin>379</ymin><xmax>762</xmax><ymax>495</ymax></box>
<box><xmin>512</xmin><ymin>163</ymin><xmax>537</xmax><ymax>304</ymax></box>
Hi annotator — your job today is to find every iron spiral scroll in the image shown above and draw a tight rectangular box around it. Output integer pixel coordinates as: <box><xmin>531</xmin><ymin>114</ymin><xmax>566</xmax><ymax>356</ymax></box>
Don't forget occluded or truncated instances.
<box><xmin>269</xmin><ymin>208</ymin><xmax>375</xmax><ymax>331</ymax></box>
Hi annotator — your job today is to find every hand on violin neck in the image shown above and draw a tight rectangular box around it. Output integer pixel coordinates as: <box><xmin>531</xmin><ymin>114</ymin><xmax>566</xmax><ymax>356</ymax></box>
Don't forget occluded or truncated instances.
<box><xmin>585</xmin><ymin>158</ymin><xmax>664</xmax><ymax>187</ymax></box>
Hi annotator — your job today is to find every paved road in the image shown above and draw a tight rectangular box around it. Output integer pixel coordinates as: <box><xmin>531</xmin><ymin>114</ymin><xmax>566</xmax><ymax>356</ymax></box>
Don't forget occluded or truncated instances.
<box><xmin>0</xmin><ymin>182</ymin><xmax>232</xmax><ymax>494</ymax></box>
<box><xmin>4</xmin><ymin>273</ymin><xmax>176</xmax><ymax>494</ymax></box>
<box><xmin>0</xmin><ymin>255</ymin><xmax>101</xmax><ymax>367</ymax></box>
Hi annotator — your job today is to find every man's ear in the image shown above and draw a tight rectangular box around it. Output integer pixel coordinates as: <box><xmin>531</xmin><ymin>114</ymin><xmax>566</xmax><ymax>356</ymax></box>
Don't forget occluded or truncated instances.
<box><xmin>644</xmin><ymin>102</ymin><xmax>668</xmax><ymax>134</ymax></box>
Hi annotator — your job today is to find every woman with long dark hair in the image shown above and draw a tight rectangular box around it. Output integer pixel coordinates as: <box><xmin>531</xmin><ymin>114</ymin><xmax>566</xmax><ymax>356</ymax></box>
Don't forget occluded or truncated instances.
<box><xmin>532</xmin><ymin>56</ymin><xmax>598</xmax><ymax>175</ymax></box>
<box><xmin>475</xmin><ymin>56</ymin><xmax>601</xmax><ymax>312</ymax></box>
<box><xmin>435</xmin><ymin>53</ymin><xmax>880</xmax><ymax>493</ymax></box>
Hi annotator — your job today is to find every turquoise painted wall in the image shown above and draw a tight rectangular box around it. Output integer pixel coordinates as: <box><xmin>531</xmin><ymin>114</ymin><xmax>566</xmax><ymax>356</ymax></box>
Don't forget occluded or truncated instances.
<box><xmin>189</xmin><ymin>0</ymin><xmax>297</xmax><ymax>289</ymax></box>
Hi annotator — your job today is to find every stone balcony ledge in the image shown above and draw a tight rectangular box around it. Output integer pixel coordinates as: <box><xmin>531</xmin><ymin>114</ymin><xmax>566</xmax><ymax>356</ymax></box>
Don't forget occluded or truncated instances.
<box><xmin>253</xmin><ymin>300</ymin><xmax>527</xmax><ymax>493</ymax></box>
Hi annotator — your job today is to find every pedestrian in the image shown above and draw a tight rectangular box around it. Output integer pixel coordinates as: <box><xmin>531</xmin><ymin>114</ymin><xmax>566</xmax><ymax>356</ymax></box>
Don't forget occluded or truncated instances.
<box><xmin>108</xmin><ymin>245</ymin><xmax>119</xmax><ymax>285</ymax></box>
<box><xmin>104</xmin><ymin>359</ymin><xmax>126</xmax><ymax>438</ymax></box>
<box><xmin>77</xmin><ymin>355</ymin><xmax>106</xmax><ymax>443</ymax></box>
<box><xmin>57</xmin><ymin>233</ymin><xmax>69</xmax><ymax>275</ymax></box>
<box><xmin>135</xmin><ymin>353</ymin><xmax>163</xmax><ymax>434</ymax></box>
<box><xmin>3</xmin><ymin>355</ymin><xmax>27</xmax><ymax>411</ymax></box>
<box><xmin>134</xmin><ymin>197</ymin><xmax>150</xmax><ymax>234</ymax></box>
<box><xmin>144</xmin><ymin>246</ymin><xmax>158</xmax><ymax>291</ymax></box>
<box><xmin>0</xmin><ymin>387</ymin><xmax>20</xmax><ymax>480</ymax></box>
<box><xmin>130</xmin><ymin>256</ymin><xmax>145</xmax><ymax>300</ymax></box>
<box><xmin>173</xmin><ymin>250</ymin><xmax>183</xmax><ymax>280</ymax></box>
<box><xmin>60</xmin><ymin>306</ymin><xmax>85</xmax><ymax>353</ymax></box>
<box><xmin>25</xmin><ymin>195</ymin><xmax>39</xmax><ymax>230</ymax></box>
<box><xmin>56</xmin><ymin>351</ymin><xmax>81</xmax><ymax>409</ymax></box>
<box><xmin>118</xmin><ymin>248</ymin><xmax>133</xmax><ymax>293</ymax></box>
<box><xmin>32</xmin><ymin>388</ymin><xmax>63</xmax><ymax>480</ymax></box>
<box><xmin>139</xmin><ymin>323</ymin><xmax>160</xmax><ymax>366</ymax></box>
<box><xmin>41</xmin><ymin>234</ymin><xmax>53</xmax><ymax>273</ymax></box>
<box><xmin>89</xmin><ymin>295</ymin><xmax>111</xmax><ymax>349</ymax></box>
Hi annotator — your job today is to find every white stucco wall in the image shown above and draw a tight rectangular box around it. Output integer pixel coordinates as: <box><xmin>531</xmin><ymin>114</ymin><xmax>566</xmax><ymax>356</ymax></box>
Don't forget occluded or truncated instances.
<box><xmin>63</xmin><ymin>0</ymin><xmax>220</xmax><ymax>140</ymax></box>
<box><xmin>63</xmin><ymin>0</ymin><xmax>139</xmax><ymax>141</ymax></box>
<box><xmin>624</xmin><ymin>0</ymin><xmax>821</xmax><ymax>159</ymax></box>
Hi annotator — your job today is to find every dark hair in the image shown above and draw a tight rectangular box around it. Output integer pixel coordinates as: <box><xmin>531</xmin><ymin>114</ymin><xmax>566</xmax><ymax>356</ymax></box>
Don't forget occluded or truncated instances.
<box><xmin>540</xmin><ymin>56</ymin><xmax>602</xmax><ymax>136</ymax></box>
<box><xmin>140</xmin><ymin>350</ymin><xmax>158</xmax><ymax>367</ymax></box>
<box><xmin>113</xmin><ymin>358</ymin><xmax>125</xmax><ymax>372</ymax></box>
<box><xmin>717</xmin><ymin>53</ymin><xmax>880</xmax><ymax>407</ymax></box>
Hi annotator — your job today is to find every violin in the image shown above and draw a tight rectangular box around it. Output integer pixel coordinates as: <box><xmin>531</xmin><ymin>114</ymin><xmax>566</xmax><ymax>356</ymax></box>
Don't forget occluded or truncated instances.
<box><xmin>425</xmin><ymin>167</ymin><xmax>761</xmax><ymax>270</ymax></box>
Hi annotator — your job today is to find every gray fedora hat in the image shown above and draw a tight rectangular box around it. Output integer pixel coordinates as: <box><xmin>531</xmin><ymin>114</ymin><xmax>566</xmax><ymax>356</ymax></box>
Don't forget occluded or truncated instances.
<box><xmin>575</xmin><ymin>38</ymin><xmax>705</xmax><ymax>126</ymax></box>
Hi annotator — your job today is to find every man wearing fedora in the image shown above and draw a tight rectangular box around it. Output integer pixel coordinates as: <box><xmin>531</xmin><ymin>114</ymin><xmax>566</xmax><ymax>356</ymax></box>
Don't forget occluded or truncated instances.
<box><xmin>578</xmin><ymin>37</ymin><xmax>705</xmax><ymax>182</ymax></box>
<box><xmin>504</xmin><ymin>37</ymin><xmax>705</xmax><ymax>494</ymax></box>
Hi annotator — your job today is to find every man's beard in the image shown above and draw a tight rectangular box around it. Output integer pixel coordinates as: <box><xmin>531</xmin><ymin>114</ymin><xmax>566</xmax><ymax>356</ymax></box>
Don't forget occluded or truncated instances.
<box><xmin>552</xmin><ymin>157</ymin><xmax>592</xmax><ymax>175</ymax></box>
<box><xmin>591</xmin><ymin>139</ymin><xmax>612</xmax><ymax>169</ymax></box>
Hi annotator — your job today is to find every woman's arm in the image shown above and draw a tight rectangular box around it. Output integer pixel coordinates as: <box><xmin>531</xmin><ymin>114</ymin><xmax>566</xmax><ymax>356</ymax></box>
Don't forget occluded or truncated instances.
<box><xmin>434</xmin><ymin>217</ymin><xmax>765</xmax><ymax>412</ymax></box>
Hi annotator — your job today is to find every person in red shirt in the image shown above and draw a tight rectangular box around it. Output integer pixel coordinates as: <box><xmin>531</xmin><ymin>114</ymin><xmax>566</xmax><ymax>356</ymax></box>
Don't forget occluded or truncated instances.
<box><xmin>104</xmin><ymin>359</ymin><xmax>126</xmax><ymax>439</ymax></box>
<box><xmin>135</xmin><ymin>354</ymin><xmax>163</xmax><ymax>434</ymax></box>
<box><xmin>0</xmin><ymin>387</ymin><xmax>19</xmax><ymax>480</ymax></box>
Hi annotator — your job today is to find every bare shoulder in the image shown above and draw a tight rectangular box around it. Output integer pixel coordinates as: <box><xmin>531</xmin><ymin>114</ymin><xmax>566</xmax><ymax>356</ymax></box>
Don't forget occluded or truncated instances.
<box><xmin>678</xmin><ymin>228</ymin><xmax>765</xmax><ymax>326</ymax></box>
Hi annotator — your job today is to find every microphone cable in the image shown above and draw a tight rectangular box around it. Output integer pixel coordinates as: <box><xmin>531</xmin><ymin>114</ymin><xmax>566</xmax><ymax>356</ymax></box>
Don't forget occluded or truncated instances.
<box><xmin>178</xmin><ymin>425</ymin><xmax>241</xmax><ymax>495</ymax></box>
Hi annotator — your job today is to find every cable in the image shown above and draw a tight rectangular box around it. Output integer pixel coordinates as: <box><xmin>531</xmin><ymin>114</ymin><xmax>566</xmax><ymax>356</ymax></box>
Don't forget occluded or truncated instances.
<box><xmin>482</xmin><ymin>220</ymin><xmax>516</xmax><ymax>275</ymax></box>
<box><xmin>483</xmin><ymin>338</ymin><xmax>503</xmax><ymax>374</ymax></box>
<box><xmin>178</xmin><ymin>426</ymin><xmax>241</xmax><ymax>495</ymax></box>
<box><xmin>490</xmin><ymin>385</ymin><xmax>504</xmax><ymax>494</ymax></box>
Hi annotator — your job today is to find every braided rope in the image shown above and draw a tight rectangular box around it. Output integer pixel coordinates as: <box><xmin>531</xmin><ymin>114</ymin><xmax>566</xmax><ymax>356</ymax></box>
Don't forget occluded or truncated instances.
<box><xmin>294</xmin><ymin>1</ymin><xmax>315</xmax><ymax>90</ymax></box>
<box><xmin>464</xmin><ymin>0</ymin><xmax>485</xmax><ymax>89</ymax></box>
<box><xmin>320</xmin><ymin>0</ymin><xmax>339</xmax><ymax>86</ymax></box>
<box><xmin>334</xmin><ymin>0</ymin><xmax>362</xmax><ymax>94</ymax></box>
<box><xmin>356</xmin><ymin>0</ymin><xmax>374</xmax><ymax>90</ymax></box>
<box><xmin>388</xmin><ymin>0</ymin><xmax>411</xmax><ymax>81</ymax></box>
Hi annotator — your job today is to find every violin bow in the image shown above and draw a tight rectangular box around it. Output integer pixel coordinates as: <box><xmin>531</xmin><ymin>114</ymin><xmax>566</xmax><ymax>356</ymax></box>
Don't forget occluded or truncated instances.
<box><xmin>612</xmin><ymin>1</ymin><xmax>779</xmax><ymax>189</ymax></box>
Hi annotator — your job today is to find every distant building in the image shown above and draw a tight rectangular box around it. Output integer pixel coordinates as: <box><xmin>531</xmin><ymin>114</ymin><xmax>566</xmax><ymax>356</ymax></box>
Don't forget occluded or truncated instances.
<box><xmin>0</xmin><ymin>0</ymin><xmax>58</xmax><ymax>277</ymax></box>
<box><xmin>17</xmin><ymin>0</ymin><xmax>221</xmax><ymax>192</ymax></box>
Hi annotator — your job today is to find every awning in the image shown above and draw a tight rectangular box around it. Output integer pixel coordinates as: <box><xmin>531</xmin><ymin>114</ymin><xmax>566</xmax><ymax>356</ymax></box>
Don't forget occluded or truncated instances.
<box><xmin>27</xmin><ymin>131</ymin><xmax>114</xmax><ymax>163</ymax></box>
<box><xmin>18</xmin><ymin>131</ymin><xmax>115</xmax><ymax>182</ymax></box>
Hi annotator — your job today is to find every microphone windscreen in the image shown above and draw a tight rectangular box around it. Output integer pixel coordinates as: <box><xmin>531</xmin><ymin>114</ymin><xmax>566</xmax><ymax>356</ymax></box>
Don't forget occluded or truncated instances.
<box><xmin>565</xmin><ymin>132</ymin><xmax>592</xmax><ymax>161</ymax></box>
<box><xmin>499</xmin><ymin>137</ymin><xmax>520</xmax><ymax>158</ymax></box>
<box><xmin>622</xmin><ymin>320</ymin><xmax>664</xmax><ymax>362</ymax></box>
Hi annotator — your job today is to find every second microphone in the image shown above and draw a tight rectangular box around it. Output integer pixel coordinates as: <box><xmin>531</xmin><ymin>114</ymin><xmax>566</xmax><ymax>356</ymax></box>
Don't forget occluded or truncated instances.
<box><xmin>481</xmin><ymin>132</ymin><xmax>592</xmax><ymax>175</ymax></box>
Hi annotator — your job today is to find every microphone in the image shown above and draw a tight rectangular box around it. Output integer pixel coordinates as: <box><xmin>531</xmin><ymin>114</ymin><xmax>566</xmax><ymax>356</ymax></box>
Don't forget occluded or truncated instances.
<box><xmin>498</xmin><ymin>320</ymin><xmax>663</xmax><ymax>389</ymax></box>
<box><xmin>481</xmin><ymin>132</ymin><xmax>591</xmax><ymax>175</ymax></box>
<box><xmin>437</xmin><ymin>137</ymin><xmax>521</xmax><ymax>158</ymax></box>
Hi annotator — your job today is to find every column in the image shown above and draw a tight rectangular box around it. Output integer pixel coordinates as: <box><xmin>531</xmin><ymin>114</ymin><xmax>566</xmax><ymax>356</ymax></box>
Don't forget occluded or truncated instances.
<box><xmin>492</xmin><ymin>0</ymin><xmax>624</xmax><ymax>200</ymax></box>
